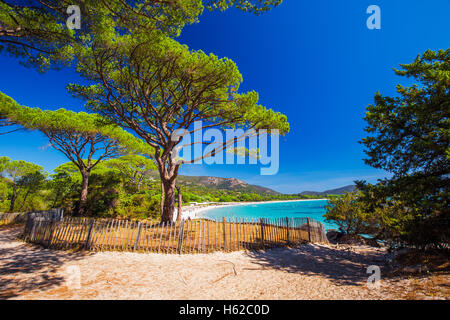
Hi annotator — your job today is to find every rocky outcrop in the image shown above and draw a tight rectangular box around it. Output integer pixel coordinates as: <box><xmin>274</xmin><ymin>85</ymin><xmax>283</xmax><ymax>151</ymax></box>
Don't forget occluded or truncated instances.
<box><xmin>326</xmin><ymin>229</ymin><xmax>380</xmax><ymax>247</ymax></box>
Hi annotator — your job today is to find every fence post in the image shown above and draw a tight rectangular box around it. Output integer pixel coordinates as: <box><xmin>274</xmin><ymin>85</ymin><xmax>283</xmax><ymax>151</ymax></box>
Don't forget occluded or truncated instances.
<box><xmin>222</xmin><ymin>217</ymin><xmax>227</xmax><ymax>252</ymax></box>
<box><xmin>30</xmin><ymin>217</ymin><xmax>37</xmax><ymax>241</ymax></box>
<box><xmin>260</xmin><ymin>218</ymin><xmax>265</xmax><ymax>249</ymax></box>
<box><xmin>177</xmin><ymin>220</ymin><xmax>185</xmax><ymax>254</ymax></box>
<box><xmin>85</xmin><ymin>219</ymin><xmax>95</xmax><ymax>249</ymax></box>
<box><xmin>47</xmin><ymin>218</ymin><xmax>56</xmax><ymax>247</ymax></box>
<box><xmin>23</xmin><ymin>213</ymin><xmax>33</xmax><ymax>240</ymax></box>
<box><xmin>306</xmin><ymin>217</ymin><xmax>312</xmax><ymax>242</ymax></box>
<box><xmin>134</xmin><ymin>222</ymin><xmax>142</xmax><ymax>251</ymax></box>
<box><xmin>286</xmin><ymin>217</ymin><xmax>290</xmax><ymax>245</ymax></box>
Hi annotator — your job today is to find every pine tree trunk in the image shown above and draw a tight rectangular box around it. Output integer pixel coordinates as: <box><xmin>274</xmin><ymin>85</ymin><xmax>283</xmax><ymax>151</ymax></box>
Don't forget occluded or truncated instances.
<box><xmin>78</xmin><ymin>171</ymin><xmax>89</xmax><ymax>216</ymax></box>
<box><xmin>9</xmin><ymin>184</ymin><xmax>18</xmax><ymax>212</ymax></box>
<box><xmin>176</xmin><ymin>185</ymin><xmax>182</xmax><ymax>222</ymax></box>
<box><xmin>160</xmin><ymin>181</ymin><xmax>164</xmax><ymax>216</ymax></box>
<box><xmin>52</xmin><ymin>190</ymin><xmax>60</xmax><ymax>208</ymax></box>
<box><xmin>18</xmin><ymin>188</ymin><xmax>31</xmax><ymax>212</ymax></box>
<box><xmin>161</xmin><ymin>179</ymin><xmax>176</xmax><ymax>223</ymax></box>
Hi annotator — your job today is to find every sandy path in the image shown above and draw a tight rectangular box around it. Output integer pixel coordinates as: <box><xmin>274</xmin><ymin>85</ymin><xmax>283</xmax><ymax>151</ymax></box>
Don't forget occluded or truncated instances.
<box><xmin>0</xmin><ymin>226</ymin><xmax>446</xmax><ymax>300</ymax></box>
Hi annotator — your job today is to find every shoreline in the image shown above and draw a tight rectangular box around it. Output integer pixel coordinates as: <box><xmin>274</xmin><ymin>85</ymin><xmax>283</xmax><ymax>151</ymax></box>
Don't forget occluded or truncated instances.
<box><xmin>177</xmin><ymin>198</ymin><xmax>328</xmax><ymax>220</ymax></box>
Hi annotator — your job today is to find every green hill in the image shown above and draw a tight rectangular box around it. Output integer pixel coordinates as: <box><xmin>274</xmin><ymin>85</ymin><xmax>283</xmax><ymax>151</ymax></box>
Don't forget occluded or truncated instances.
<box><xmin>176</xmin><ymin>175</ymin><xmax>279</xmax><ymax>195</ymax></box>
<box><xmin>300</xmin><ymin>185</ymin><xmax>356</xmax><ymax>196</ymax></box>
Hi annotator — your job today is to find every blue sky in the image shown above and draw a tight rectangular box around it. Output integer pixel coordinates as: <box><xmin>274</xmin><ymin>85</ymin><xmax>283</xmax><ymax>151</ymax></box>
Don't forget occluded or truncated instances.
<box><xmin>0</xmin><ymin>0</ymin><xmax>449</xmax><ymax>193</ymax></box>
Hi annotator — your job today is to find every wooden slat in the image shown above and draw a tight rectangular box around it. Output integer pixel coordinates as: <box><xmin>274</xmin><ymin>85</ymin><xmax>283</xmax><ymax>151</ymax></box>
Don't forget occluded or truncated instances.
<box><xmin>142</xmin><ymin>222</ymin><xmax>148</xmax><ymax>252</ymax></box>
<box><xmin>269</xmin><ymin>218</ymin><xmax>273</xmax><ymax>247</ymax></box>
<box><xmin>67</xmin><ymin>219</ymin><xmax>78</xmax><ymax>248</ymax></box>
<box><xmin>197</xmin><ymin>220</ymin><xmax>202</xmax><ymax>253</ymax></box>
<box><xmin>214</xmin><ymin>220</ymin><xmax>218</xmax><ymax>251</ymax></box>
<box><xmin>59</xmin><ymin>218</ymin><xmax>71</xmax><ymax>249</ymax></box>
<box><xmin>167</xmin><ymin>222</ymin><xmax>173</xmax><ymax>253</ymax></box>
<box><xmin>191</xmin><ymin>220</ymin><xmax>196</xmax><ymax>253</ymax></box>
<box><xmin>96</xmin><ymin>220</ymin><xmax>104</xmax><ymax>251</ymax></box>
<box><xmin>236</xmin><ymin>219</ymin><xmax>239</xmax><ymax>250</ymax></box>
<box><xmin>100</xmin><ymin>220</ymin><xmax>111</xmax><ymax>251</ymax></box>
<box><xmin>186</xmin><ymin>220</ymin><xmax>191</xmax><ymax>253</ymax></box>
<box><xmin>157</xmin><ymin>222</ymin><xmax>164</xmax><ymax>253</ymax></box>
<box><xmin>275</xmin><ymin>218</ymin><xmax>278</xmax><ymax>246</ymax></box>
<box><xmin>146</xmin><ymin>222</ymin><xmax>151</xmax><ymax>252</ymax></box>
<box><xmin>222</xmin><ymin>218</ymin><xmax>227</xmax><ymax>252</ymax></box>
<box><xmin>200</xmin><ymin>219</ymin><xmax>204</xmax><ymax>253</ymax></box>
<box><xmin>108</xmin><ymin>219</ymin><xmax>117</xmax><ymax>250</ymax></box>
<box><xmin>184</xmin><ymin>220</ymin><xmax>190</xmax><ymax>253</ymax></box>
<box><xmin>164</xmin><ymin>222</ymin><xmax>171</xmax><ymax>254</ymax></box>
<box><xmin>88</xmin><ymin>220</ymin><xmax>99</xmax><ymax>250</ymax></box>
<box><xmin>122</xmin><ymin>220</ymin><xmax>128</xmax><ymax>251</ymax></box>
<box><xmin>120</xmin><ymin>220</ymin><xmax>127</xmax><ymax>250</ymax></box>
<box><xmin>236</xmin><ymin>219</ymin><xmax>240</xmax><ymax>250</ymax></box>
<box><xmin>147</xmin><ymin>222</ymin><xmax>153</xmax><ymax>252</ymax></box>
<box><xmin>101</xmin><ymin>219</ymin><xmax>111</xmax><ymax>251</ymax></box>
<box><xmin>89</xmin><ymin>220</ymin><xmax>99</xmax><ymax>251</ymax></box>
<box><xmin>52</xmin><ymin>221</ymin><xmax>64</xmax><ymax>248</ymax></box>
<box><xmin>126</xmin><ymin>220</ymin><xmax>132</xmax><ymax>251</ymax></box>
<box><xmin>111</xmin><ymin>219</ymin><xmax>118</xmax><ymax>250</ymax></box>
<box><xmin>119</xmin><ymin>219</ymin><xmax>126</xmax><ymax>250</ymax></box>
<box><xmin>271</xmin><ymin>218</ymin><xmax>275</xmax><ymax>247</ymax></box>
<box><xmin>229</xmin><ymin>219</ymin><xmax>232</xmax><ymax>251</ymax></box>
<box><xmin>173</xmin><ymin>222</ymin><xmax>179</xmax><ymax>254</ymax></box>
<box><xmin>243</xmin><ymin>218</ymin><xmax>247</xmax><ymax>249</ymax></box>
<box><xmin>178</xmin><ymin>220</ymin><xmax>185</xmax><ymax>254</ymax></box>
<box><xmin>277</xmin><ymin>218</ymin><xmax>281</xmax><ymax>246</ymax></box>
<box><xmin>170</xmin><ymin>222</ymin><xmax>176</xmax><ymax>253</ymax></box>
<box><xmin>59</xmin><ymin>218</ymin><xmax>69</xmax><ymax>248</ymax></box>
<box><xmin>74</xmin><ymin>219</ymin><xmax>83</xmax><ymax>246</ymax></box>
<box><xmin>166</xmin><ymin>222</ymin><xmax>171</xmax><ymax>253</ymax></box>
<box><xmin>111</xmin><ymin>219</ymin><xmax>119</xmax><ymax>250</ymax></box>
<box><xmin>202</xmin><ymin>220</ymin><xmax>206</xmax><ymax>253</ymax></box>
<box><xmin>172</xmin><ymin>222</ymin><xmax>178</xmax><ymax>253</ymax></box>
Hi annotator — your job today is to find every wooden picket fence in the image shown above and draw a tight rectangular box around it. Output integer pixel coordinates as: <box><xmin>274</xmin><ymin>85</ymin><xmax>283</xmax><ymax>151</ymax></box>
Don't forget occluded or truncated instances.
<box><xmin>0</xmin><ymin>209</ymin><xmax>64</xmax><ymax>226</ymax></box>
<box><xmin>21</xmin><ymin>215</ymin><xmax>327</xmax><ymax>253</ymax></box>
<box><xmin>0</xmin><ymin>212</ymin><xmax>27</xmax><ymax>225</ymax></box>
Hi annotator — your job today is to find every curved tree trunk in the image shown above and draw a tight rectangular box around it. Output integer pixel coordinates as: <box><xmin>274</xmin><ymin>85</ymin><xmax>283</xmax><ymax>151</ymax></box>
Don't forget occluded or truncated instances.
<box><xmin>52</xmin><ymin>190</ymin><xmax>60</xmax><ymax>208</ymax></box>
<box><xmin>18</xmin><ymin>188</ymin><xmax>31</xmax><ymax>212</ymax></box>
<box><xmin>78</xmin><ymin>171</ymin><xmax>89</xmax><ymax>216</ymax></box>
<box><xmin>176</xmin><ymin>185</ymin><xmax>182</xmax><ymax>222</ymax></box>
<box><xmin>161</xmin><ymin>178</ymin><xmax>176</xmax><ymax>222</ymax></box>
<box><xmin>9</xmin><ymin>184</ymin><xmax>18</xmax><ymax>212</ymax></box>
<box><xmin>160</xmin><ymin>181</ymin><xmax>164</xmax><ymax>216</ymax></box>
<box><xmin>156</xmin><ymin>155</ymin><xmax>180</xmax><ymax>223</ymax></box>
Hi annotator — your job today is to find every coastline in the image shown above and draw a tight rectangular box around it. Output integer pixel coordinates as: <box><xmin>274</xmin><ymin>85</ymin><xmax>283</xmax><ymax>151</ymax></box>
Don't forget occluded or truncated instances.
<box><xmin>177</xmin><ymin>198</ymin><xmax>328</xmax><ymax>220</ymax></box>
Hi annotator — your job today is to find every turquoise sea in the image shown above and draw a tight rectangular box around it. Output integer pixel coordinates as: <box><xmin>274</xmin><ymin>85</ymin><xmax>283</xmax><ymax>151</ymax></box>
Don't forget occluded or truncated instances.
<box><xmin>198</xmin><ymin>199</ymin><xmax>338</xmax><ymax>231</ymax></box>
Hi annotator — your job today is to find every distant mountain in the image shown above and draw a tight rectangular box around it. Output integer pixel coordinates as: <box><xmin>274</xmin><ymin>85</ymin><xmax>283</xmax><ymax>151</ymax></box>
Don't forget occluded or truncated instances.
<box><xmin>300</xmin><ymin>185</ymin><xmax>356</xmax><ymax>196</ymax></box>
<box><xmin>148</xmin><ymin>172</ymin><xmax>280</xmax><ymax>195</ymax></box>
<box><xmin>176</xmin><ymin>175</ymin><xmax>279</xmax><ymax>195</ymax></box>
<box><xmin>148</xmin><ymin>172</ymin><xmax>354</xmax><ymax>197</ymax></box>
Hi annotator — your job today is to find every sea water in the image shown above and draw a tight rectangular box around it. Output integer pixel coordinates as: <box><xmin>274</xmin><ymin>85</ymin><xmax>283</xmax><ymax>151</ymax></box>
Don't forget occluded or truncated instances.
<box><xmin>198</xmin><ymin>199</ymin><xmax>338</xmax><ymax>230</ymax></box>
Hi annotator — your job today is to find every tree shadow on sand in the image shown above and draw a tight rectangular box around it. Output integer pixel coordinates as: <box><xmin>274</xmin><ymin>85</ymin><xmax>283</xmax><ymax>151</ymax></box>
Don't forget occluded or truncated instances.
<box><xmin>0</xmin><ymin>226</ymin><xmax>90</xmax><ymax>299</ymax></box>
<box><xmin>244</xmin><ymin>244</ymin><xmax>387</xmax><ymax>286</ymax></box>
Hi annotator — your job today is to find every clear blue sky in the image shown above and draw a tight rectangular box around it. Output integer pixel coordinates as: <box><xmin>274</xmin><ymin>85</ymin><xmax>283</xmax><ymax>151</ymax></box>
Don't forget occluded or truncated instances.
<box><xmin>0</xmin><ymin>0</ymin><xmax>449</xmax><ymax>193</ymax></box>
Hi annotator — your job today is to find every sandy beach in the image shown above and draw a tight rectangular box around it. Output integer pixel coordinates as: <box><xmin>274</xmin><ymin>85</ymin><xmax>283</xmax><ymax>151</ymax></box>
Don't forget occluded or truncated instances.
<box><xmin>177</xmin><ymin>198</ymin><xmax>328</xmax><ymax>220</ymax></box>
<box><xmin>1</xmin><ymin>226</ymin><xmax>447</xmax><ymax>300</ymax></box>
